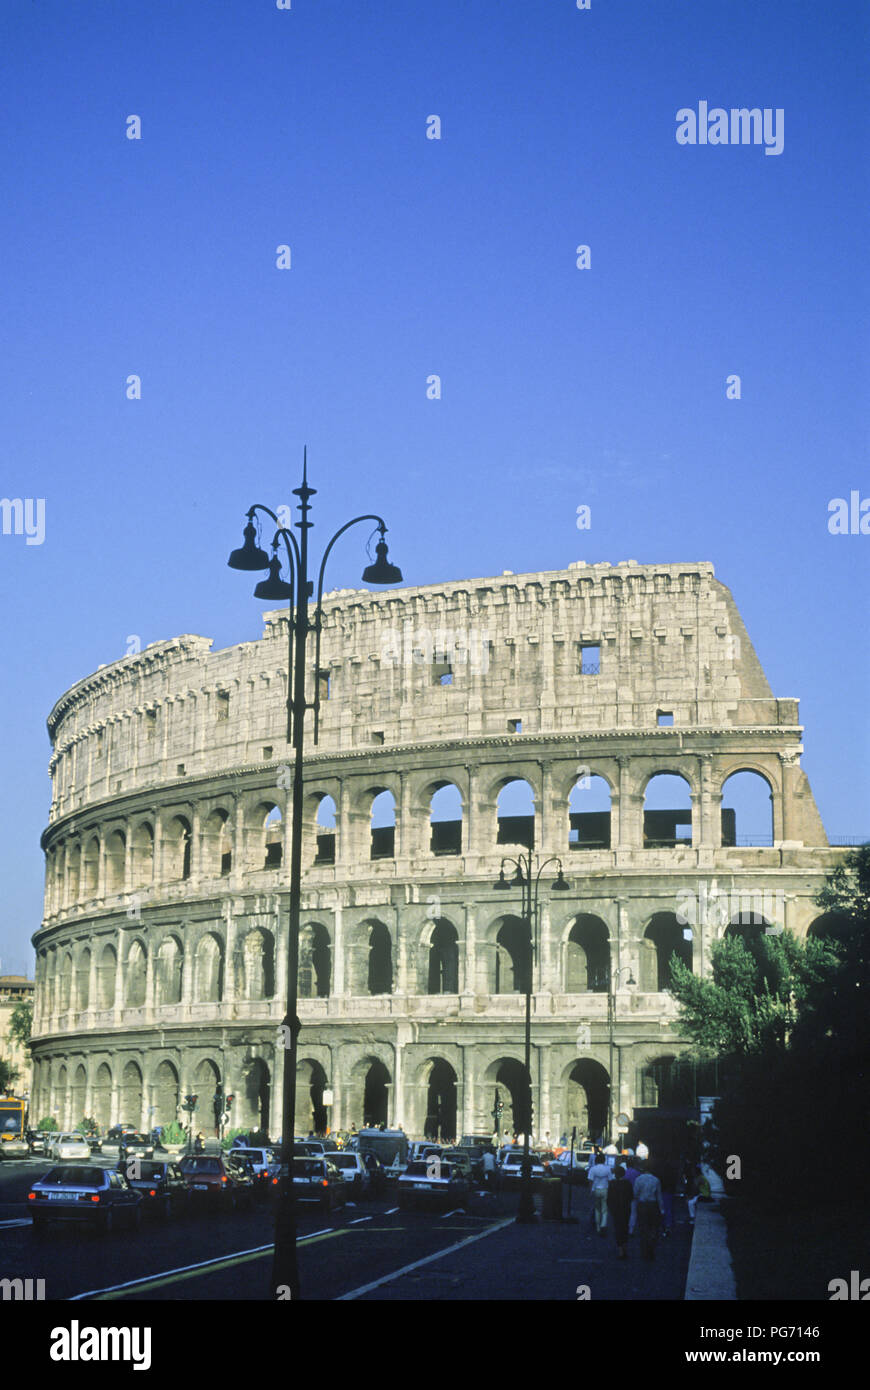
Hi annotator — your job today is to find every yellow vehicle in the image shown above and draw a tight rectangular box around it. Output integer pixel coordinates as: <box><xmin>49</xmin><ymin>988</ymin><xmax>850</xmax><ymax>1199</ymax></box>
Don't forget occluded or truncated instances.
<box><xmin>0</xmin><ymin>1095</ymin><xmax>28</xmax><ymax>1153</ymax></box>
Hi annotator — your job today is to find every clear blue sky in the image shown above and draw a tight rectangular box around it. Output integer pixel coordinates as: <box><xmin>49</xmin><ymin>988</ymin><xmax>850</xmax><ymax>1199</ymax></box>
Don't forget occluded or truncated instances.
<box><xmin>1</xmin><ymin>0</ymin><xmax>867</xmax><ymax>976</ymax></box>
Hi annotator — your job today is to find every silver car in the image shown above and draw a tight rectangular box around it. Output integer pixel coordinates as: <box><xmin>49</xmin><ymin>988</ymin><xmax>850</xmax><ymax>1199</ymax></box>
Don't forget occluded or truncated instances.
<box><xmin>49</xmin><ymin>1133</ymin><xmax>92</xmax><ymax>1161</ymax></box>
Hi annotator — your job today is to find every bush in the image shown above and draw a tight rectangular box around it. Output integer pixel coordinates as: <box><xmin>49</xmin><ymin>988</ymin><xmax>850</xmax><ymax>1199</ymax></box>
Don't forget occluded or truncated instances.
<box><xmin>221</xmin><ymin>1127</ymin><xmax>250</xmax><ymax>1150</ymax></box>
<box><xmin>37</xmin><ymin>1117</ymin><xmax>59</xmax><ymax>1132</ymax></box>
<box><xmin>160</xmin><ymin>1121</ymin><xmax>187</xmax><ymax>1146</ymax></box>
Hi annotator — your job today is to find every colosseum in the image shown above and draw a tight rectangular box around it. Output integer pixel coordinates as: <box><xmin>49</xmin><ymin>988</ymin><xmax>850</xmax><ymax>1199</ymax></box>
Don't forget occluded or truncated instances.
<box><xmin>30</xmin><ymin>559</ymin><xmax>846</xmax><ymax>1144</ymax></box>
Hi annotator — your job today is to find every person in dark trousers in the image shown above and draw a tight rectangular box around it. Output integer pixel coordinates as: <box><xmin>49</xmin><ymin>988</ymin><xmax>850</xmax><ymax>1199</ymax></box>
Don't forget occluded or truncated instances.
<box><xmin>632</xmin><ymin>1161</ymin><xmax>665</xmax><ymax>1260</ymax></box>
<box><xmin>606</xmin><ymin>1164</ymin><xmax>633</xmax><ymax>1259</ymax></box>
<box><xmin>655</xmin><ymin>1155</ymin><xmax>679</xmax><ymax>1235</ymax></box>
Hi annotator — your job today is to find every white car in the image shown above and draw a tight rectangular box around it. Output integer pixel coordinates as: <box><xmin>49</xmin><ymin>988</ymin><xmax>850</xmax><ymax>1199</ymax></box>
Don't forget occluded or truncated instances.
<box><xmin>50</xmin><ymin>1133</ymin><xmax>92</xmax><ymax>1160</ymax></box>
<box><xmin>500</xmin><ymin>1150</ymin><xmax>546</xmax><ymax>1182</ymax></box>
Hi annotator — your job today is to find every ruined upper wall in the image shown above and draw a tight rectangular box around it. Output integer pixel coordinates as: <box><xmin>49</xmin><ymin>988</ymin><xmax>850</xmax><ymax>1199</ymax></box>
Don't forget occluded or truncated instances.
<box><xmin>45</xmin><ymin>560</ymin><xmax>797</xmax><ymax>820</ymax></box>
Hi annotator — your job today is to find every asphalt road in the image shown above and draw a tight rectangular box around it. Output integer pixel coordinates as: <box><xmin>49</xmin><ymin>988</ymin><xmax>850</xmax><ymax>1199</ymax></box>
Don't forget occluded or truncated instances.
<box><xmin>0</xmin><ymin>1159</ymin><xmax>692</xmax><ymax>1301</ymax></box>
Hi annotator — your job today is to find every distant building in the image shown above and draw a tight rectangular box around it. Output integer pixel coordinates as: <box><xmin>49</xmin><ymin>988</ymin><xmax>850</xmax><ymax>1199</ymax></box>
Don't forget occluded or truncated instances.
<box><xmin>0</xmin><ymin>975</ymin><xmax>34</xmax><ymax>1097</ymax></box>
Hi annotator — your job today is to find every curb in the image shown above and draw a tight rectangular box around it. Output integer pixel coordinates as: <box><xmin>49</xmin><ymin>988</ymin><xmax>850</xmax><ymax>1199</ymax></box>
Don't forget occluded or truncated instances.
<box><xmin>684</xmin><ymin>1199</ymin><xmax>737</xmax><ymax>1300</ymax></box>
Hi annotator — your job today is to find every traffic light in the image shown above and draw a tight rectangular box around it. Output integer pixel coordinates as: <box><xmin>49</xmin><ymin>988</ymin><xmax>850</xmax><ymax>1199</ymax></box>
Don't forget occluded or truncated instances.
<box><xmin>182</xmin><ymin>1094</ymin><xmax>197</xmax><ymax>1114</ymax></box>
<box><xmin>225</xmin><ymin>1095</ymin><xmax>234</xmax><ymax>1113</ymax></box>
<box><xmin>213</xmin><ymin>1085</ymin><xmax>224</xmax><ymax>1121</ymax></box>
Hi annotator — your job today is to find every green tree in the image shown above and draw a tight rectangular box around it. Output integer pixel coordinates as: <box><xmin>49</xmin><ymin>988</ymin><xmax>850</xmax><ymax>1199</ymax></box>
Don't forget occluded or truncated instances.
<box><xmin>7</xmin><ymin>1000</ymin><xmax>32</xmax><ymax>1049</ymax></box>
<box><xmin>37</xmin><ymin>1116</ymin><xmax>59</xmax><ymax>1132</ymax></box>
<box><xmin>0</xmin><ymin>1058</ymin><xmax>20</xmax><ymax>1092</ymax></box>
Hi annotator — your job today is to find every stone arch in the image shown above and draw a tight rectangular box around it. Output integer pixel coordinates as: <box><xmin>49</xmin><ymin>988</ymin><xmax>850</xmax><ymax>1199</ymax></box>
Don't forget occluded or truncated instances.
<box><xmin>643</xmin><ymin>772</ymin><xmax>694</xmax><ymax>848</ymax></box>
<box><xmin>424</xmin><ymin>918</ymin><xmax>460</xmax><ymax>994</ymax></box>
<box><xmin>496</xmin><ymin>778</ymin><xmax>536</xmax><ymax>850</ymax></box>
<box><xmin>165</xmin><ymin>816</ymin><xmax>192</xmax><ymax>881</ymax></box>
<box><xmin>429</xmin><ymin>782</ymin><xmax>463</xmax><ymax>856</ymax></box>
<box><xmin>93</xmin><ymin>1062</ymin><xmax>112</xmax><ymax>1130</ymax></box>
<box><xmin>491</xmin><ymin>915</ymin><xmax>530</xmax><ymax>995</ymax></box>
<box><xmin>55</xmin><ymin>1063</ymin><xmax>69</xmax><ymax>1129</ymax></box>
<box><xmin>483</xmin><ymin>1055</ymin><xmax>531</xmax><ymax>1138</ymax></box>
<box><xmin>58</xmin><ymin>949</ymin><xmax>73</xmax><ymax>1011</ymax></box>
<box><xmin>246</xmin><ymin>801</ymin><xmax>283</xmax><ymax>870</ymax></box>
<box><xmin>562</xmin><ymin>1057</ymin><xmax>610</xmax><ymax>1145</ymax></box>
<box><xmin>296</xmin><ymin>1057</ymin><xmax>327</xmax><ymax>1135</ymax></box>
<box><xmin>239</xmin><ymin>927</ymin><xmax>275</xmax><ymax>1001</ymax></box>
<box><xmin>125</xmin><ymin>938</ymin><xmax>147</xmax><ymax>1009</ymax></box>
<box><xmin>636</xmin><ymin>1052</ymin><xmax>696</xmax><ymax>1109</ymax></box>
<box><xmin>155</xmin><ymin>935</ymin><xmax>184</xmax><ymax>1006</ymax></box>
<box><xmin>120</xmin><ymin>1059</ymin><xmax>143</xmax><ymax>1129</ymax></box>
<box><xmin>720</xmin><ymin>769</ymin><xmax>775</xmax><ymax>847</ymax></box>
<box><xmin>640</xmin><ymin>912</ymin><xmax>693</xmax><ymax>991</ymax></box>
<box><xmin>298</xmin><ymin>922</ymin><xmax>330</xmax><ymax>999</ymax></box>
<box><xmin>724</xmin><ymin>913</ymin><xmax>771</xmax><ymax>945</ymax></box>
<box><xmin>105</xmin><ymin>829</ymin><xmax>126</xmax><ymax>894</ymax></box>
<box><xmin>66</xmin><ymin>843</ymin><xmax>81</xmax><ymax>904</ymax></box>
<box><xmin>153</xmin><ymin>1059</ymin><xmax>179</xmax><ymax>1126</ymax></box>
<box><xmin>806</xmin><ymin>912</ymin><xmax>853</xmax><ymax>945</ymax></box>
<box><xmin>75</xmin><ymin>947</ymin><xmax>91</xmax><ymax>1011</ymax></box>
<box><xmin>194</xmin><ymin>933</ymin><xmax>225</xmax><ymax>1003</ymax></box>
<box><xmin>312</xmin><ymin>793</ymin><xmax>337</xmax><ymax>865</ymax></box>
<box><xmin>564</xmin><ymin>914</ymin><xmax>611</xmax><ymax>993</ymax></box>
<box><xmin>193</xmin><ymin>1058</ymin><xmax>221</xmax><ymax>1135</ymax></box>
<box><xmin>203</xmin><ymin>808</ymin><xmax>233</xmax><ymax>878</ymax></box>
<box><xmin>370</xmin><ymin>789</ymin><xmax>396</xmax><ymax>860</ymax></box>
<box><xmin>82</xmin><ymin>835</ymin><xmax>100</xmax><ymax>898</ymax></box>
<box><xmin>131</xmin><ymin>821</ymin><xmax>154</xmax><ymax>889</ymax></box>
<box><xmin>70</xmin><ymin>1063</ymin><xmax>87</xmax><ymax>1126</ymax></box>
<box><xmin>240</xmin><ymin>1057</ymin><xmax>271</xmax><ymax>1136</ymax></box>
<box><xmin>568</xmin><ymin>773</ymin><xmax>612</xmax><ymax>851</ymax></box>
<box><xmin>366</xmin><ymin>920</ymin><xmax>393</xmax><ymax>994</ymax></box>
<box><xmin>97</xmin><ymin>943</ymin><xmax>117</xmax><ymax>1009</ymax></box>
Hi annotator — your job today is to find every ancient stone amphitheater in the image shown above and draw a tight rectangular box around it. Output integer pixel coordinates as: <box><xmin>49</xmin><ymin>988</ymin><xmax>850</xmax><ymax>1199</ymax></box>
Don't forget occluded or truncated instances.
<box><xmin>30</xmin><ymin>560</ymin><xmax>844</xmax><ymax>1143</ymax></box>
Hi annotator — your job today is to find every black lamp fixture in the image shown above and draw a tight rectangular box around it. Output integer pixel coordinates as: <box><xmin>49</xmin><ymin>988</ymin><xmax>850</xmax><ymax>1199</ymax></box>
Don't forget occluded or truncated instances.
<box><xmin>361</xmin><ymin>527</ymin><xmax>403</xmax><ymax>585</ymax></box>
<box><xmin>552</xmin><ymin>868</ymin><xmax>571</xmax><ymax>892</ymax></box>
<box><xmin>227</xmin><ymin>516</ymin><xmax>270</xmax><ymax>572</ymax></box>
<box><xmin>254</xmin><ymin>552</ymin><xmax>294</xmax><ymax>601</ymax></box>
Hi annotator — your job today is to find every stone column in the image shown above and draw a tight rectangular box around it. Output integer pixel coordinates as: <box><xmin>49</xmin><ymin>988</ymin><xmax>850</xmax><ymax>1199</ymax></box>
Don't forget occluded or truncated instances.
<box><xmin>332</xmin><ymin>904</ymin><xmax>344</xmax><ymax>996</ymax></box>
<box><xmin>224</xmin><ymin>899</ymin><xmax>238</xmax><ymax>1006</ymax></box>
<box><xmin>113</xmin><ymin>945</ymin><xmax>125</xmax><ymax>1023</ymax></box>
<box><xmin>275</xmin><ymin>900</ymin><xmax>289</xmax><ymax>1005</ymax></box>
<box><xmin>97</xmin><ymin>835</ymin><xmax>107</xmax><ymax>900</ymax></box>
<box><xmin>397</xmin><ymin>770</ymin><xmax>414</xmax><ymax>862</ymax></box>
<box><xmin>616</xmin><ymin>756</ymin><xmax>636</xmax><ymax>848</ymax></box>
<box><xmin>144</xmin><ymin>938</ymin><xmax>155</xmax><ymax>1022</ymax></box>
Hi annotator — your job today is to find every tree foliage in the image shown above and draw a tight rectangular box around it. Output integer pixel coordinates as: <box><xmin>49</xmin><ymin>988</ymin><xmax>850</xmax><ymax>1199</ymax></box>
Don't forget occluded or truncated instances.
<box><xmin>7</xmin><ymin>1001</ymin><xmax>32</xmax><ymax>1047</ymax></box>
<box><xmin>0</xmin><ymin>1057</ymin><xmax>19</xmax><ymax>1093</ymax></box>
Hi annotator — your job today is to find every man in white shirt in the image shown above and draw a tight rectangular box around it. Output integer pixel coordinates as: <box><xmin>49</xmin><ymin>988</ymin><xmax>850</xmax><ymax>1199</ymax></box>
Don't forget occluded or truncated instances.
<box><xmin>587</xmin><ymin>1152</ymin><xmax>613</xmax><ymax>1235</ymax></box>
<box><xmin>633</xmin><ymin>1162</ymin><xmax>665</xmax><ymax>1260</ymax></box>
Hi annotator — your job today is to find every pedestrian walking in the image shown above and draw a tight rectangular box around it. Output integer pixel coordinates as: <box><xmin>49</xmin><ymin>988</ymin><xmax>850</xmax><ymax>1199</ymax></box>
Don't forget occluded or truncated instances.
<box><xmin>607</xmin><ymin>1164</ymin><xmax>633</xmax><ymax>1259</ymax></box>
<box><xmin>633</xmin><ymin>1161</ymin><xmax>665</xmax><ymax>1260</ymax></box>
<box><xmin>587</xmin><ymin>1151</ymin><xmax>613</xmax><ymax>1236</ymax></box>
<box><xmin>623</xmin><ymin>1154</ymin><xmax>640</xmax><ymax>1234</ymax></box>
<box><xmin>655</xmin><ymin>1155</ymin><xmax>679</xmax><ymax>1235</ymax></box>
<box><xmin>483</xmin><ymin>1146</ymin><xmax>497</xmax><ymax>1193</ymax></box>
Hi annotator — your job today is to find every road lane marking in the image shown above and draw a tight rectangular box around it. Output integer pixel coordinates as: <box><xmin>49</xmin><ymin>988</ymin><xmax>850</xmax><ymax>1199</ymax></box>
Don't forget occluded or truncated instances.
<box><xmin>385</xmin><ymin>1207</ymin><xmax>399</xmax><ymax>1214</ymax></box>
<box><xmin>441</xmin><ymin>1208</ymin><xmax>464</xmax><ymax>1217</ymax></box>
<box><xmin>336</xmin><ymin>1217</ymin><xmax>514</xmax><ymax>1300</ymax></box>
<box><xmin>70</xmin><ymin>1228</ymin><xmax>345</xmax><ymax>1301</ymax></box>
<box><xmin>348</xmin><ymin>1216</ymin><xmax>372</xmax><ymax>1224</ymax></box>
<box><xmin>0</xmin><ymin>1218</ymin><xmax>31</xmax><ymax>1228</ymax></box>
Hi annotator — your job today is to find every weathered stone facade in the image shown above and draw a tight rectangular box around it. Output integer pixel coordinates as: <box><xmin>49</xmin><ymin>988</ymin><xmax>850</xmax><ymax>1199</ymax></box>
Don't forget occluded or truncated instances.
<box><xmin>30</xmin><ymin>560</ymin><xmax>844</xmax><ymax>1141</ymax></box>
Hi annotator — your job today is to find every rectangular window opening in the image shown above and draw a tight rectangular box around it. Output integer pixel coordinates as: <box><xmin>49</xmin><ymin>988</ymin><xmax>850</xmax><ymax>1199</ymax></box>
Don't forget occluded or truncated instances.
<box><xmin>579</xmin><ymin>643</ymin><xmax>600</xmax><ymax>675</ymax></box>
<box><xmin>372</xmin><ymin>731</ymin><xmax>385</xmax><ymax>745</ymax></box>
<box><xmin>317</xmin><ymin>669</ymin><xmax>331</xmax><ymax>701</ymax></box>
<box><xmin>657</xmin><ymin>711</ymin><xmax>674</xmax><ymax>726</ymax></box>
<box><xmin>176</xmin><ymin>763</ymin><xmax>185</xmax><ymax>777</ymax></box>
<box><xmin>262</xmin><ymin>746</ymin><xmax>273</xmax><ymax>760</ymax></box>
<box><xmin>216</xmin><ymin>691</ymin><xmax>230</xmax><ymax>721</ymax></box>
<box><xmin>508</xmin><ymin>719</ymin><xmax>523</xmax><ymax>734</ymax></box>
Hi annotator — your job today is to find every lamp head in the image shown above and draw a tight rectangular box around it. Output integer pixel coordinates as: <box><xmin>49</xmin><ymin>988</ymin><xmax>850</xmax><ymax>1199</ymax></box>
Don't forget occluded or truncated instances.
<box><xmin>552</xmin><ymin>868</ymin><xmax>571</xmax><ymax>892</ymax></box>
<box><xmin>362</xmin><ymin>537</ymin><xmax>403</xmax><ymax>585</ymax></box>
<box><xmin>228</xmin><ymin>519</ymin><xmax>270</xmax><ymax>572</ymax></box>
<box><xmin>493</xmin><ymin>868</ymin><xmax>511</xmax><ymax>891</ymax></box>
<box><xmin>253</xmin><ymin>555</ymin><xmax>294</xmax><ymax>601</ymax></box>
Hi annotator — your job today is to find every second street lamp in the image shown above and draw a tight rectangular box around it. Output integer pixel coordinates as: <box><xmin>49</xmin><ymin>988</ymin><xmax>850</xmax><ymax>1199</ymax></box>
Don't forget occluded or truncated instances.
<box><xmin>227</xmin><ymin>449</ymin><xmax>402</xmax><ymax>1300</ymax></box>
<box><xmin>493</xmin><ymin>852</ymin><xmax>570</xmax><ymax>1223</ymax></box>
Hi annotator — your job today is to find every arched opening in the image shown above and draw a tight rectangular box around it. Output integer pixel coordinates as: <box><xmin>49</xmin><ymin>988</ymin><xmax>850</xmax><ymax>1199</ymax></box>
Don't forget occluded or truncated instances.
<box><xmin>264</xmin><ymin>807</ymin><xmax>283</xmax><ymax>869</ymax></box>
<box><xmin>67</xmin><ymin>844</ymin><xmax>81</xmax><ymax>903</ymax></box>
<box><xmin>720</xmin><ymin>770</ymin><xmax>774</xmax><ymax>847</ymax></box>
<box><xmin>195</xmin><ymin>934</ymin><xmax>225</xmax><ymax>1003</ymax></box>
<box><xmin>120</xmin><ymin>1061</ymin><xmax>143</xmax><ymax>1130</ymax></box>
<box><xmin>58</xmin><ymin>952</ymin><xmax>73</xmax><ymax>1012</ymax></box>
<box><xmin>97</xmin><ymin>945</ymin><xmax>116</xmax><ymax>1009</ymax></box>
<box><xmin>296</xmin><ymin>1058</ymin><xmax>327</xmax><ymax>1135</ymax></box>
<box><xmin>725</xmin><ymin>913</ymin><xmax>769</xmax><ymax>946</ymax></box>
<box><xmin>193</xmin><ymin>1059</ymin><xmax>220</xmax><ymax>1138</ymax></box>
<box><xmin>490</xmin><ymin>1057</ymin><xmax>531</xmax><ymax>1138</ymax></box>
<box><xmin>240</xmin><ymin>928</ymin><xmax>275</xmax><ymax>1001</ymax></box>
<box><xmin>564</xmin><ymin>1058</ymin><xmax>610</xmax><ymax>1145</ymax></box>
<box><xmin>367</xmin><ymin>921</ymin><xmax>393</xmax><ymax>995</ymax></box>
<box><xmin>568</xmin><ymin>774</ymin><xmax>612</xmax><ymax>850</ymax></box>
<box><xmin>643</xmin><ymin>773</ymin><xmax>693</xmax><ymax>848</ymax></box>
<box><xmin>496</xmin><ymin>779</ymin><xmax>535</xmax><ymax>850</ymax></box>
<box><xmin>55</xmin><ymin>1065</ymin><xmax>69</xmax><ymax>1130</ymax></box>
<box><xmin>93</xmin><ymin>1063</ymin><xmax>112</xmax><ymax>1130</ymax></box>
<box><xmin>424</xmin><ymin>1059</ymin><xmax>458</xmax><ymax>1142</ymax></box>
<box><xmin>125</xmin><ymin>940</ymin><xmax>147</xmax><ymax>1009</ymax></box>
<box><xmin>806</xmin><ymin>912</ymin><xmax>853</xmax><ymax>946</ymax></box>
<box><xmin>75</xmin><ymin>949</ymin><xmax>91</xmax><ymax>1011</ymax></box>
<box><xmin>314</xmin><ymin>796</ymin><xmax>336</xmax><ymax>865</ymax></box>
<box><xmin>105</xmin><ymin>831</ymin><xmax>126</xmax><ymax>894</ymax></box>
<box><xmin>155</xmin><ymin>937</ymin><xmax>183</xmax><ymax>1006</ymax></box>
<box><xmin>565</xmin><ymin>915</ymin><xmax>611</xmax><ymax>993</ymax></box>
<box><xmin>83</xmin><ymin>837</ymin><xmax>100</xmax><ymax>898</ymax></box>
<box><xmin>494</xmin><ymin>916</ymin><xmax>531</xmax><ymax>994</ymax></box>
<box><xmin>241</xmin><ymin>1058</ymin><xmax>271</xmax><ymax>1137</ymax></box>
<box><xmin>298</xmin><ymin>923</ymin><xmax>330</xmax><ymax>999</ymax></box>
<box><xmin>154</xmin><ymin>1060</ymin><xmax>179</xmax><ymax>1127</ymax></box>
<box><xmin>131</xmin><ymin>823</ymin><xmax>154</xmax><ymax>889</ymax></box>
<box><xmin>70</xmin><ymin>1064</ymin><xmax>87</xmax><ymax>1127</ymax></box>
<box><xmin>640</xmin><ymin>913</ymin><xmax>693</xmax><ymax>991</ymax></box>
<box><xmin>429</xmin><ymin>783</ymin><xmax>463</xmax><ymax>856</ymax></box>
<box><xmin>370</xmin><ymin>790</ymin><xmax>396</xmax><ymax>860</ymax></box>
<box><xmin>363</xmin><ymin>1060</ymin><xmax>390</xmax><ymax>1129</ymax></box>
<box><xmin>204</xmin><ymin>809</ymin><xmax>233</xmax><ymax>877</ymax></box>
<box><xmin>637</xmin><ymin>1054</ymin><xmax>697</xmax><ymax>1109</ymax></box>
<box><xmin>427</xmin><ymin>920</ymin><xmax>459</xmax><ymax>994</ymax></box>
<box><xmin>165</xmin><ymin>817</ymin><xmax>192</xmax><ymax>881</ymax></box>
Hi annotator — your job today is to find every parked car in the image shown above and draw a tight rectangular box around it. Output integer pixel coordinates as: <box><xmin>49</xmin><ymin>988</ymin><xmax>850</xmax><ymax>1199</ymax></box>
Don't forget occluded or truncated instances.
<box><xmin>178</xmin><ymin>1154</ymin><xmax>242</xmax><ymax>1210</ymax></box>
<box><xmin>499</xmin><ymin>1150</ymin><xmax>547</xmax><ymax>1184</ymax></box>
<box><xmin>124</xmin><ymin>1159</ymin><xmax>189</xmax><ymax>1218</ymax></box>
<box><xmin>28</xmin><ymin>1165</ymin><xmax>142</xmax><ymax>1233</ymax></box>
<box><xmin>0</xmin><ymin>1133</ymin><xmax>30</xmax><ymax>1159</ymax></box>
<box><xmin>397</xmin><ymin>1159</ymin><xmax>471</xmax><ymax>1211</ymax></box>
<box><xmin>273</xmin><ymin>1157</ymin><xmax>349</xmax><ymax>1212</ymax></box>
<box><xmin>329</xmin><ymin>1151</ymin><xmax>370</xmax><ymax>1198</ymax></box>
<box><xmin>49</xmin><ymin>1133</ymin><xmax>92</xmax><ymax>1161</ymax></box>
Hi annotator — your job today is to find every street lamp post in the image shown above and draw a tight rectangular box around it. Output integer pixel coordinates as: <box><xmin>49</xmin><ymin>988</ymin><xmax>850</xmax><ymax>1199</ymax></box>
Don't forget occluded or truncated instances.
<box><xmin>493</xmin><ymin>853</ymin><xmax>570</xmax><ymax>1223</ymax></box>
<box><xmin>227</xmin><ymin>450</ymin><xmax>402</xmax><ymax>1300</ymax></box>
<box><xmin>607</xmin><ymin>965</ymin><xmax>635</xmax><ymax>1144</ymax></box>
